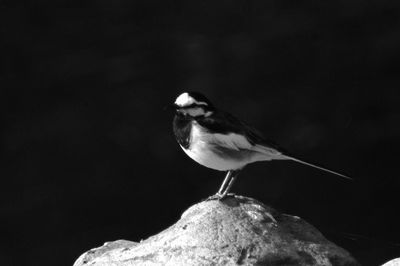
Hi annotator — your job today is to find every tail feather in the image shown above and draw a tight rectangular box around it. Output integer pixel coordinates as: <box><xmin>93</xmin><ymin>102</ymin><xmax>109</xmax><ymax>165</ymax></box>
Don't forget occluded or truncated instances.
<box><xmin>282</xmin><ymin>155</ymin><xmax>352</xmax><ymax>180</ymax></box>
<box><xmin>253</xmin><ymin>145</ymin><xmax>352</xmax><ymax>180</ymax></box>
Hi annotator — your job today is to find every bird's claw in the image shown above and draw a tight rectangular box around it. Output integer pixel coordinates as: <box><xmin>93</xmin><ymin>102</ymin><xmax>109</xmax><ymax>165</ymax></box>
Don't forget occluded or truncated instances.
<box><xmin>205</xmin><ymin>193</ymin><xmax>224</xmax><ymax>201</ymax></box>
<box><xmin>205</xmin><ymin>192</ymin><xmax>236</xmax><ymax>201</ymax></box>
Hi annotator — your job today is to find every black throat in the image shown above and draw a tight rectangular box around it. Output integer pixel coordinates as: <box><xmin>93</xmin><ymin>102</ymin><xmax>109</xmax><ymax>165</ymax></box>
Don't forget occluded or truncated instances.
<box><xmin>173</xmin><ymin>114</ymin><xmax>193</xmax><ymax>149</ymax></box>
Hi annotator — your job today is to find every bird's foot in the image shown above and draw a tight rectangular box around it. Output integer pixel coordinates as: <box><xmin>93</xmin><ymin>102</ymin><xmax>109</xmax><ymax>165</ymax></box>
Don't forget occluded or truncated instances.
<box><xmin>205</xmin><ymin>193</ymin><xmax>224</xmax><ymax>201</ymax></box>
<box><xmin>205</xmin><ymin>192</ymin><xmax>236</xmax><ymax>201</ymax></box>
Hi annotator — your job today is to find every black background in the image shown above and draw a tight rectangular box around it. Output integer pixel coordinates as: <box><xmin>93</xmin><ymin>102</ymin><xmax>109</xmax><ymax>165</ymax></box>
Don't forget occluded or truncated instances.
<box><xmin>1</xmin><ymin>2</ymin><xmax>400</xmax><ymax>266</ymax></box>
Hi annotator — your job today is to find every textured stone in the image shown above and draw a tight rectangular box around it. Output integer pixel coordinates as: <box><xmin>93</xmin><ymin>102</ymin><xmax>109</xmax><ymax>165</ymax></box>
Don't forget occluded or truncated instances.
<box><xmin>74</xmin><ymin>195</ymin><xmax>359</xmax><ymax>266</ymax></box>
<box><xmin>382</xmin><ymin>258</ymin><xmax>400</xmax><ymax>266</ymax></box>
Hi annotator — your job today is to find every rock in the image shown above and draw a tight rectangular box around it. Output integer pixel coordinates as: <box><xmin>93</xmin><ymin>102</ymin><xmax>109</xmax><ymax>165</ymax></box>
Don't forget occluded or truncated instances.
<box><xmin>382</xmin><ymin>258</ymin><xmax>400</xmax><ymax>266</ymax></box>
<box><xmin>74</xmin><ymin>195</ymin><xmax>359</xmax><ymax>266</ymax></box>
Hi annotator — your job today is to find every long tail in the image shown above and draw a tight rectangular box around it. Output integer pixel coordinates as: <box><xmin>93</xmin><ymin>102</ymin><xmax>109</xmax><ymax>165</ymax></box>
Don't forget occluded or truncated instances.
<box><xmin>282</xmin><ymin>155</ymin><xmax>352</xmax><ymax>180</ymax></box>
<box><xmin>253</xmin><ymin>144</ymin><xmax>352</xmax><ymax>180</ymax></box>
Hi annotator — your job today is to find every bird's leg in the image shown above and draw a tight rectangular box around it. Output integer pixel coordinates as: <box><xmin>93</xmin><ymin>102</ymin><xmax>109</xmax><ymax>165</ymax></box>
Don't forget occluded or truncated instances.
<box><xmin>217</xmin><ymin>171</ymin><xmax>233</xmax><ymax>195</ymax></box>
<box><xmin>206</xmin><ymin>170</ymin><xmax>241</xmax><ymax>201</ymax></box>
<box><xmin>220</xmin><ymin>170</ymin><xmax>240</xmax><ymax>198</ymax></box>
<box><xmin>205</xmin><ymin>171</ymin><xmax>233</xmax><ymax>201</ymax></box>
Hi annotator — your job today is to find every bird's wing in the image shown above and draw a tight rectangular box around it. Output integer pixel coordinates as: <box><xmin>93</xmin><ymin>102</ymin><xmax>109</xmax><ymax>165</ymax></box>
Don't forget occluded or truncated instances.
<box><xmin>196</xmin><ymin>110</ymin><xmax>351</xmax><ymax>179</ymax></box>
<box><xmin>213</xmin><ymin>111</ymin><xmax>285</xmax><ymax>151</ymax></box>
<box><xmin>197</xmin><ymin>110</ymin><xmax>284</xmax><ymax>154</ymax></box>
<box><xmin>211</xmin><ymin>132</ymin><xmax>253</xmax><ymax>151</ymax></box>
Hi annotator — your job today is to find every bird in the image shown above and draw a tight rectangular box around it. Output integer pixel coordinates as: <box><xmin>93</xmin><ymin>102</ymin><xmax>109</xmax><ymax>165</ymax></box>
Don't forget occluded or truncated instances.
<box><xmin>171</xmin><ymin>91</ymin><xmax>351</xmax><ymax>199</ymax></box>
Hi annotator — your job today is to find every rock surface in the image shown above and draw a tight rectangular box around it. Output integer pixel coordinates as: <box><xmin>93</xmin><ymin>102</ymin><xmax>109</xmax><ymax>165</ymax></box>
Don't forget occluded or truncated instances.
<box><xmin>74</xmin><ymin>195</ymin><xmax>359</xmax><ymax>266</ymax></box>
<box><xmin>382</xmin><ymin>258</ymin><xmax>400</xmax><ymax>266</ymax></box>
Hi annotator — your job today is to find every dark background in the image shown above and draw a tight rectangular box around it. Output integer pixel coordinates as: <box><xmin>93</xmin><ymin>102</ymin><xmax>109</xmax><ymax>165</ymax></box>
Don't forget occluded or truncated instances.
<box><xmin>1</xmin><ymin>2</ymin><xmax>400</xmax><ymax>266</ymax></box>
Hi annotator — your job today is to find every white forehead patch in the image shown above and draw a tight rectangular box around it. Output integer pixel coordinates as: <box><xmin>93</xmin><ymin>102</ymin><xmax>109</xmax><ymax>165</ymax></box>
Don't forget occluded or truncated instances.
<box><xmin>175</xmin><ymin>92</ymin><xmax>208</xmax><ymax>107</ymax></box>
<box><xmin>175</xmin><ymin>93</ymin><xmax>194</xmax><ymax>107</ymax></box>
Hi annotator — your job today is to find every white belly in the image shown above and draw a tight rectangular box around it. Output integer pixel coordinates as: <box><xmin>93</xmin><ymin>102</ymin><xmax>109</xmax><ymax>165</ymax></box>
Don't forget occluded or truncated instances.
<box><xmin>180</xmin><ymin>143</ymin><xmax>247</xmax><ymax>171</ymax></box>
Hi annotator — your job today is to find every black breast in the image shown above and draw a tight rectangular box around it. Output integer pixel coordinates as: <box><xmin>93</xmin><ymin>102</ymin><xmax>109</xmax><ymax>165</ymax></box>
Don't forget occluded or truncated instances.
<box><xmin>173</xmin><ymin>114</ymin><xmax>193</xmax><ymax>149</ymax></box>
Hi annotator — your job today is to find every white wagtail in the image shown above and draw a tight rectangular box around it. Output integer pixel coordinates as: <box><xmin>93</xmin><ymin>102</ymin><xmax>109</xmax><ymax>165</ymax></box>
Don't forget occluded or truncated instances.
<box><xmin>171</xmin><ymin>92</ymin><xmax>351</xmax><ymax>199</ymax></box>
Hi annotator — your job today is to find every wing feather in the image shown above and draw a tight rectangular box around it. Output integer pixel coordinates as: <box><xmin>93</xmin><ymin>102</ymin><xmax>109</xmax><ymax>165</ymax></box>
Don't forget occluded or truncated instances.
<box><xmin>197</xmin><ymin>110</ymin><xmax>286</xmax><ymax>153</ymax></box>
<box><xmin>211</xmin><ymin>133</ymin><xmax>253</xmax><ymax>151</ymax></box>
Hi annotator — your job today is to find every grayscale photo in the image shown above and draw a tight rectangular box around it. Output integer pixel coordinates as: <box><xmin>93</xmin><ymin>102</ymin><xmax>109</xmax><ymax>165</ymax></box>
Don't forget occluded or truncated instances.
<box><xmin>1</xmin><ymin>2</ymin><xmax>399</xmax><ymax>265</ymax></box>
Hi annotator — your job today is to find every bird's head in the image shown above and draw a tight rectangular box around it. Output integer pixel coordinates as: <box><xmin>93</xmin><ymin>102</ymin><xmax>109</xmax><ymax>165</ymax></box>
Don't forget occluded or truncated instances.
<box><xmin>172</xmin><ymin>92</ymin><xmax>215</xmax><ymax>118</ymax></box>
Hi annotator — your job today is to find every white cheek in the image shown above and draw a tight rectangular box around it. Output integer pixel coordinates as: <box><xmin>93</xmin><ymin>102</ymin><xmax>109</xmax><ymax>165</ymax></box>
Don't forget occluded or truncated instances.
<box><xmin>186</xmin><ymin>108</ymin><xmax>205</xmax><ymax>117</ymax></box>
